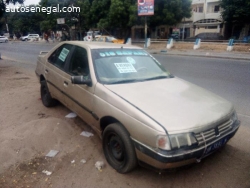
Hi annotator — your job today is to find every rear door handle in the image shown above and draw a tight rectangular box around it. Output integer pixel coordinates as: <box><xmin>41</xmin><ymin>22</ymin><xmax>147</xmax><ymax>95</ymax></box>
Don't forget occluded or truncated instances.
<box><xmin>45</xmin><ymin>69</ymin><xmax>49</xmax><ymax>74</ymax></box>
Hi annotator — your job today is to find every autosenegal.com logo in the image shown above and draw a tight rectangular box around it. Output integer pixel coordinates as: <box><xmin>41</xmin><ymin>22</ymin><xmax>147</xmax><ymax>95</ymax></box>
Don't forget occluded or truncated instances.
<box><xmin>6</xmin><ymin>5</ymin><xmax>80</xmax><ymax>14</ymax></box>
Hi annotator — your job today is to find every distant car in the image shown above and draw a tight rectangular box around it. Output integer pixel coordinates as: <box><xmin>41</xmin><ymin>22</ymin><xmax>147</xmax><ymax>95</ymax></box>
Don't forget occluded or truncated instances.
<box><xmin>0</xmin><ymin>36</ymin><xmax>8</xmax><ymax>43</ymax></box>
<box><xmin>20</xmin><ymin>34</ymin><xmax>40</xmax><ymax>41</ymax></box>
<box><xmin>187</xmin><ymin>32</ymin><xmax>224</xmax><ymax>41</ymax></box>
<box><xmin>35</xmin><ymin>41</ymin><xmax>240</xmax><ymax>173</ymax></box>
<box><xmin>84</xmin><ymin>30</ymin><xmax>101</xmax><ymax>41</ymax></box>
<box><xmin>94</xmin><ymin>35</ymin><xmax>125</xmax><ymax>44</ymax></box>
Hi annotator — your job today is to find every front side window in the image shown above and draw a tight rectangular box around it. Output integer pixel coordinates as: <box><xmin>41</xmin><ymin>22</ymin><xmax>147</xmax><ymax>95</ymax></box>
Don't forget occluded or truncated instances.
<box><xmin>48</xmin><ymin>44</ymin><xmax>73</xmax><ymax>70</ymax></box>
<box><xmin>91</xmin><ymin>48</ymin><xmax>171</xmax><ymax>84</ymax></box>
<box><xmin>68</xmin><ymin>46</ymin><xmax>90</xmax><ymax>77</ymax></box>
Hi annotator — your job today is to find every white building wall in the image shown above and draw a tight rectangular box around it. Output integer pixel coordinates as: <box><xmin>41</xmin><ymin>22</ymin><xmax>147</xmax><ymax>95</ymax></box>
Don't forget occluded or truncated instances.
<box><xmin>187</xmin><ymin>0</ymin><xmax>223</xmax><ymax>37</ymax></box>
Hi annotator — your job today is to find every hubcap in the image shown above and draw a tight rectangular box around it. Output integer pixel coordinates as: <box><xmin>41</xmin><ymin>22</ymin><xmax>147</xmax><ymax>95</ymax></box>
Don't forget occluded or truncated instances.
<box><xmin>109</xmin><ymin>136</ymin><xmax>124</xmax><ymax>161</ymax></box>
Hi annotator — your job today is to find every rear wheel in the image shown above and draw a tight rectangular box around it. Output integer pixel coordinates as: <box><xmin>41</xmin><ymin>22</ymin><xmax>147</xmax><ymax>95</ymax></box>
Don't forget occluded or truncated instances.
<box><xmin>40</xmin><ymin>80</ymin><xmax>57</xmax><ymax>107</ymax></box>
<box><xmin>103</xmin><ymin>123</ymin><xmax>137</xmax><ymax>173</ymax></box>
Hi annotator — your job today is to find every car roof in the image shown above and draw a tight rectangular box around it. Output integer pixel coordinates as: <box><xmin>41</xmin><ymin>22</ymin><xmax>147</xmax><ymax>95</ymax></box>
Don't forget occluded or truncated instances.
<box><xmin>60</xmin><ymin>41</ymin><xmax>141</xmax><ymax>50</ymax></box>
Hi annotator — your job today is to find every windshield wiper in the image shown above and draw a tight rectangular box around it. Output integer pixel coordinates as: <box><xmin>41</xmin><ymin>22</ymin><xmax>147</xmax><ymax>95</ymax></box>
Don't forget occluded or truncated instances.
<box><xmin>109</xmin><ymin>79</ymin><xmax>139</xmax><ymax>84</ymax></box>
<box><xmin>141</xmin><ymin>75</ymin><xmax>169</xmax><ymax>81</ymax></box>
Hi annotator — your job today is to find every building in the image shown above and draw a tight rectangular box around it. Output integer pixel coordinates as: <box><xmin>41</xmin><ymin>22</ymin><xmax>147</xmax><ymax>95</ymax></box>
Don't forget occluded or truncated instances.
<box><xmin>183</xmin><ymin>0</ymin><xmax>223</xmax><ymax>38</ymax></box>
<box><xmin>131</xmin><ymin>0</ymin><xmax>224</xmax><ymax>40</ymax></box>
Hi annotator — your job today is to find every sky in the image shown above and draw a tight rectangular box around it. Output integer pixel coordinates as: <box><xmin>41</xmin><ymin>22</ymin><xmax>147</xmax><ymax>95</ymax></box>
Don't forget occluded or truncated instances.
<box><xmin>23</xmin><ymin>0</ymin><xmax>40</xmax><ymax>5</ymax></box>
<box><xmin>7</xmin><ymin>0</ymin><xmax>40</xmax><ymax>7</ymax></box>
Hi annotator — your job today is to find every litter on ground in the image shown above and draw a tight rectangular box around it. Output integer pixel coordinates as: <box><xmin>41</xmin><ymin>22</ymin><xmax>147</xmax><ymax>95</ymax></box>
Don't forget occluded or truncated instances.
<box><xmin>80</xmin><ymin>131</ymin><xmax>94</xmax><ymax>137</ymax></box>
<box><xmin>80</xmin><ymin>159</ymin><xmax>86</xmax><ymax>164</ymax></box>
<box><xmin>95</xmin><ymin>161</ymin><xmax>104</xmax><ymax>171</ymax></box>
<box><xmin>65</xmin><ymin>112</ymin><xmax>77</xmax><ymax>118</ymax></box>
<box><xmin>42</xmin><ymin>170</ymin><xmax>52</xmax><ymax>176</ymax></box>
<box><xmin>45</xmin><ymin>150</ymin><xmax>59</xmax><ymax>158</ymax></box>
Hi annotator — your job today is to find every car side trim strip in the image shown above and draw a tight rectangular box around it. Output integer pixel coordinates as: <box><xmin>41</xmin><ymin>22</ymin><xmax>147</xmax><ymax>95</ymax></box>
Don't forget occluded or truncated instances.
<box><xmin>47</xmin><ymin>80</ymin><xmax>99</xmax><ymax>121</ymax></box>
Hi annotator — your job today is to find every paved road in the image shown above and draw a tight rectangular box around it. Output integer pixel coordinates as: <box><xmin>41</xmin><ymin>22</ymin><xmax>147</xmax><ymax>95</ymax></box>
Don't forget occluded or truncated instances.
<box><xmin>0</xmin><ymin>42</ymin><xmax>55</xmax><ymax>68</ymax></box>
<box><xmin>154</xmin><ymin>55</ymin><xmax>250</xmax><ymax>120</ymax></box>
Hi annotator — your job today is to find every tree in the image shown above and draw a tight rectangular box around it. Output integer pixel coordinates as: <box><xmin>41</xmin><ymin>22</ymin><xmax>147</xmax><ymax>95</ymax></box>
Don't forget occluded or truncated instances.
<box><xmin>148</xmin><ymin>0</ymin><xmax>192</xmax><ymax>28</ymax></box>
<box><xmin>0</xmin><ymin>0</ymin><xmax>24</xmax><ymax>17</ymax></box>
<box><xmin>98</xmin><ymin>0</ymin><xmax>137</xmax><ymax>37</ymax></box>
<box><xmin>220</xmin><ymin>0</ymin><xmax>250</xmax><ymax>38</ymax></box>
<box><xmin>220</xmin><ymin>0</ymin><xmax>250</xmax><ymax>25</ymax></box>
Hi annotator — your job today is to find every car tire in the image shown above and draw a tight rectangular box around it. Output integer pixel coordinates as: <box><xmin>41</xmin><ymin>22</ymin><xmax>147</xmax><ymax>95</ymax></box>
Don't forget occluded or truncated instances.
<box><xmin>103</xmin><ymin>123</ymin><xmax>137</xmax><ymax>173</ymax></box>
<box><xmin>5</xmin><ymin>40</ymin><xmax>8</xmax><ymax>43</ymax></box>
<box><xmin>25</xmin><ymin>38</ymin><xmax>28</xmax><ymax>41</ymax></box>
<box><xmin>40</xmin><ymin>80</ymin><xmax>57</xmax><ymax>107</ymax></box>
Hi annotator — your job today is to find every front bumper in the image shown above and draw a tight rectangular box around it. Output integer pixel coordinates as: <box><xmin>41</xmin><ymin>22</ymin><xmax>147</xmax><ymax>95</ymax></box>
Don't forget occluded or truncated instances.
<box><xmin>132</xmin><ymin>120</ymin><xmax>240</xmax><ymax>170</ymax></box>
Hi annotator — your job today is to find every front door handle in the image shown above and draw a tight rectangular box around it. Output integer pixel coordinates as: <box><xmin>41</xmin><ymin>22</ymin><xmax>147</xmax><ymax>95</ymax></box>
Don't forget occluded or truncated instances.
<box><xmin>45</xmin><ymin>69</ymin><xmax>49</xmax><ymax>74</ymax></box>
<box><xmin>64</xmin><ymin>81</ymin><xmax>68</xmax><ymax>87</ymax></box>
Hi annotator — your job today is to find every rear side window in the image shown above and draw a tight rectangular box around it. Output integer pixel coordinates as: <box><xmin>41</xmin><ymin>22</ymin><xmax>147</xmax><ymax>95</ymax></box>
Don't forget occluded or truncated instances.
<box><xmin>48</xmin><ymin>44</ymin><xmax>73</xmax><ymax>69</ymax></box>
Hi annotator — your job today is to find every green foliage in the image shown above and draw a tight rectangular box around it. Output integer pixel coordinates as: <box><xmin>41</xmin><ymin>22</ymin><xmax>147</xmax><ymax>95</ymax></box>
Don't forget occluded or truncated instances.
<box><xmin>1</xmin><ymin>0</ymin><xmax>192</xmax><ymax>36</ymax></box>
<box><xmin>149</xmin><ymin>0</ymin><xmax>192</xmax><ymax>27</ymax></box>
<box><xmin>0</xmin><ymin>0</ymin><xmax>24</xmax><ymax>17</ymax></box>
<box><xmin>220</xmin><ymin>0</ymin><xmax>250</xmax><ymax>24</ymax></box>
<box><xmin>107</xmin><ymin>0</ymin><xmax>136</xmax><ymax>28</ymax></box>
<box><xmin>3</xmin><ymin>4</ymin><xmax>44</xmax><ymax>34</ymax></box>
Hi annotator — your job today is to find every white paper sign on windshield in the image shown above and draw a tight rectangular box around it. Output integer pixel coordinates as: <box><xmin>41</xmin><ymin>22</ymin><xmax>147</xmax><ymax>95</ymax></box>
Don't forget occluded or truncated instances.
<box><xmin>114</xmin><ymin>63</ymin><xmax>137</xmax><ymax>73</ymax></box>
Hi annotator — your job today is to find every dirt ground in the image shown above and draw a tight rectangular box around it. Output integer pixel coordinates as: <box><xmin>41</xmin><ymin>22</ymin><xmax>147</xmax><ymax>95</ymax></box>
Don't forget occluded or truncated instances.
<box><xmin>0</xmin><ymin>59</ymin><xmax>250</xmax><ymax>188</ymax></box>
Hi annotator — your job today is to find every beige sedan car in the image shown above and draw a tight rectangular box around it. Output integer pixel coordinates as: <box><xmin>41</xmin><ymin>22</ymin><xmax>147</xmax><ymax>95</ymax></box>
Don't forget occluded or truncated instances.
<box><xmin>35</xmin><ymin>42</ymin><xmax>240</xmax><ymax>173</ymax></box>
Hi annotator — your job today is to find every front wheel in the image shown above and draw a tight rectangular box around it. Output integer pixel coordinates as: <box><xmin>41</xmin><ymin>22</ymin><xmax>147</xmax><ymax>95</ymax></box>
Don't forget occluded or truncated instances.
<box><xmin>103</xmin><ymin>123</ymin><xmax>137</xmax><ymax>173</ymax></box>
<box><xmin>40</xmin><ymin>80</ymin><xmax>57</xmax><ymax>107</ymax></box>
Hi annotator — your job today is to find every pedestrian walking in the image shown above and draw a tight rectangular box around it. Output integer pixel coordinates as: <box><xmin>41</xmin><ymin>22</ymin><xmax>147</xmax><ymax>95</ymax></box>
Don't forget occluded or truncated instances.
<box><xmin>51</xmin><ymin>31</ymin><xmax>55</xmax><ymax>43</ymax></box>
<box><xmin>44</xmin><ymin>33</ymin><xmax>49</xmax><ymax>43</ymax></box>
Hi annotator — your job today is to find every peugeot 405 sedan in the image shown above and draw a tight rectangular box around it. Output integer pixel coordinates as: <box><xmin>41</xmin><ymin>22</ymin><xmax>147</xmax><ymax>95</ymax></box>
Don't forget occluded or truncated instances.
<box><xmin>35</xmin><ymin>42</ymin><xmax>240</xmax><ymax>173</ymax></box>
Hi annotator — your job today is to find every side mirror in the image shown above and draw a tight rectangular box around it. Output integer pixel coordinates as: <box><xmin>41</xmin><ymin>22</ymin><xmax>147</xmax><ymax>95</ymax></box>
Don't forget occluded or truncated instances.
<box><xmin>71</xmin><ymin>76</ymin><xmax>92</xmax><ymax>87</ymax></box>
<box><xmin>169</xmin><ymin>73</ymin><xmax>174</xmax><ymax>78</ymax></box>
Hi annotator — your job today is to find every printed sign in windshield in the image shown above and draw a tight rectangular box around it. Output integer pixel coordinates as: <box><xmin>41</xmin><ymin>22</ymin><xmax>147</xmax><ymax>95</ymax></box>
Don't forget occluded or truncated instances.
<box><xmin>114</xmin><ymin>63</ymin><xmax>137</xmax><ymax>73</ymax></box>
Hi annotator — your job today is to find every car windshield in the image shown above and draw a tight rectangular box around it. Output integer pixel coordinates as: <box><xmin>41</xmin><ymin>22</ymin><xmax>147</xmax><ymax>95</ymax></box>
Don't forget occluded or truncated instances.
<box><xmin>91</xmin><ymin>48</ymin><xmax>171</xmax><ymax>84</ymax></box>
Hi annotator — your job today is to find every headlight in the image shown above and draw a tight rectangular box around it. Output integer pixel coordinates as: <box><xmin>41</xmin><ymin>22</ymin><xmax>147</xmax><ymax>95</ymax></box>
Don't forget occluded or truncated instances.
<box><xmin>231</xmin><ymin>111</ymin><xmax>239</xmax><ymax>129</ymax></box>
<box><xmin>169</xmin><ymin>133</ymin><xmax>197</xmax><ymax>150</ymax></box>
<box><xmin>156</xmin><ymin>135</ymin><xmax>171</xmax><ymax>150</ymax></box>
<box><xmin>231</xmin><ymin>111</ymin><xmax>238</xmax><ymax>123</ymax></box>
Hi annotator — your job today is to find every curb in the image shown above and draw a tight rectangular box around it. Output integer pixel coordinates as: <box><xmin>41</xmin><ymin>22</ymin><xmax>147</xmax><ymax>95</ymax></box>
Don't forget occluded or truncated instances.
<box><xmin>148</xmin><ymin>50</ymin><xmax>250</xmax><ymax>61</ymax></box>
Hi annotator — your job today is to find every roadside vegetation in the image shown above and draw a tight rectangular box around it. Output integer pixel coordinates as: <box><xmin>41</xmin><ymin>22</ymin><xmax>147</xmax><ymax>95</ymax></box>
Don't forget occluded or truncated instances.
<box><xmin>0</xmin><ymin>0</ymin><xmax>192</xmax><ymax>37</ymax></box>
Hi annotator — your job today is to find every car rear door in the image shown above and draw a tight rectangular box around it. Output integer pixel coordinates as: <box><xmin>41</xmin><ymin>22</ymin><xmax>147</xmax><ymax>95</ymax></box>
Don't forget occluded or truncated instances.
<box><xmin>62</xmin><ymin>45</ymin><xmax>96</xmax><ymax>126</ymax></box>
<box><xmin>45</xmin><ymin>43</ymin><xmax>74</xmax><ymax>105</ymax></box>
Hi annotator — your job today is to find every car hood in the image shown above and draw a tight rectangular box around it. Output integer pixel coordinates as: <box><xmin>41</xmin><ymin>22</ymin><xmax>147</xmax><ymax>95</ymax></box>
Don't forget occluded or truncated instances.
<box><xmin>104</xmin><ymin>78</ymin><xmax>233</xmax><ymax>133</ymax></box>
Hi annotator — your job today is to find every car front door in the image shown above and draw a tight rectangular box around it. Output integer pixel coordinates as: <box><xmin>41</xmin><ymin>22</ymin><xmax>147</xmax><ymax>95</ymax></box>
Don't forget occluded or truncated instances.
<box><xmin>63</xmin><ymin>46</ymin><xmax>96</xmax><ymax>126</ymax></box>
<box><xmin>45</xmin><ymin>43</ymin><xmax>74</xmax><ymax>105</ymax></box>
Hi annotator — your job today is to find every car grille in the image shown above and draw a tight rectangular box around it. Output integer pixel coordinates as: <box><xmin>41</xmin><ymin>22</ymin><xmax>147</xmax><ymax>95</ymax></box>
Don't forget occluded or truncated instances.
<box><xmin>195</xmin><ymin>118</ymin><xmax>233</xmax><ymax>146</ymax></box>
